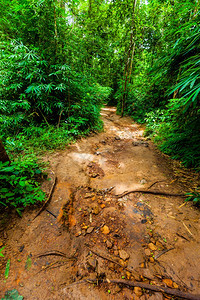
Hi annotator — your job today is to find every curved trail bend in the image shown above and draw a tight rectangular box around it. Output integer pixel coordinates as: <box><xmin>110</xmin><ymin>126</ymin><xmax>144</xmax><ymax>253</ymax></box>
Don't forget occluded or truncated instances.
<box><xmin>1</xmin><ymin>107</ymin><xmax>200</xmax><ymax>299</ymax></box>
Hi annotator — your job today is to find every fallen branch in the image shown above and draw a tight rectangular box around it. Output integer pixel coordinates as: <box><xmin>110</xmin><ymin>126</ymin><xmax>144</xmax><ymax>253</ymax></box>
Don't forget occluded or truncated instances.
<box><xmin>116</xmin><ymin>189</ymin><xmax>186</xmax><ymax>198</ymax></box>
<box><xmin>33</xmin><ymin>170</ymin><xmax>57</xmax><ymax>220</ymax></box>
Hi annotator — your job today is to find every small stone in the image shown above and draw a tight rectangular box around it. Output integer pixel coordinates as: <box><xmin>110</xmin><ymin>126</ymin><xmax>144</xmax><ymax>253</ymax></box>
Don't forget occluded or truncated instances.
<box><xmin>140</xmin><ymin>262</ymin><xmax>145</xmax><ymax>268</ymax></box>
<box><xmin>106</xmin><ymin>240</ymin><xmax>113</xmax><ymax>249</ymax></box>
<box><xmin>87</xmin><ymin>227</ymin><xmax>94</xmax><ymax>234</ymax></box>
<box><xmin>140</xmin><ymin>268</ymin><xmax>154</xmax><ymax>280</ymax></box>
<box><xmin>149</xmin><ymin>292</ymin><xmax>163</xmax><ymax>300</ymax></box>
<box><xmin>119</xmin><ymin>250</ymin><xmax>130</xmax><ymax>261</ymax></box>
<box><xmin>126</xmin><ymin>271</ymin><xmax>131</xmax><ymax>279</ymax></box>
<box><xmin>134</xmin><ymin>287</ymin><xmax>142</xmax><ymax>297</ymax></box>
<box><xmin>112</xmin><ymin>284</ymin><xmax>121</xmax><ymax>294</ymax></box>
<box><xmin>140</xmin><ymin>179</ymin><xmax>147</xmax><ymax>184</ymax></box>
<box><xmin>150</xmin><ymin>238</ymin><xmax>156</xmax><ymax>243</ymax></box>
<box><xmin>101</xmin><ymin>225</ymin><xmax>110</xmax><ymax>234</ymax></box>
<box><xmin>149</xmin><ymin>257</ymin><xmax>154</xmax><ymax>263</ymax></box>
<box><xmin>85</xmin><ymin>193</ymin><xmax>94</xmax><ymax>198</ymax></box>
<box><xmin>162</xmin><ymin>278</ymin><xmax>173</xmax><ymax>288</ymax></box>
<box><xmin>92</xmin><ymin>205</ymin><xmax>100</xmax><ymax>215</ymax></box>
<box><xmin>144</xmin><ymin>248</ymin><xmax>151</xmax><ymax>256</ymax></box>
<box><xmin>114</xmin><ymin>250</ymin><xmax>119</xmax><ymax>256</ymax></box>
<box><xmin>108</xmin><ymin>262</ymin><xmax>115</xmax><ymax>270</ymax></box>
<box><xmin>87</xmin><ymin>258</ymin><xmax>97</xmax><ymax>271</ymax></box>
<box><xmin>173</xmin><ymin>282</ymin><xmax>179</xmax><ymax>289</ymax></box>
<box><xmin>148</xmin><ymin>243</ymin><xmax>157</xmax><ymax>251</ymax></box>
<box><xmin>75</xmin><ymin>231</ymin><xmax>82</xmax><ymax>237</ymax></box>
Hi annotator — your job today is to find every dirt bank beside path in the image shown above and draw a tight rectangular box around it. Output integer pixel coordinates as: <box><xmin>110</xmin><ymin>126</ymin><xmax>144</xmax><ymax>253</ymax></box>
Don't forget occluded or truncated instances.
<box><xmin>1</xmin><ymin>107</ymin><xmax>200</xmax><ymax>300</ymax></box>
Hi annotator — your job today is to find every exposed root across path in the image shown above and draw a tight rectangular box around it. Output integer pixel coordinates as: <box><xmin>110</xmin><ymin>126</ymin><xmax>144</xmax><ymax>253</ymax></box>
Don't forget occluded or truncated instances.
<box><xmin>0</xmin><ymin>106</ymin><xmax>200</xmax><ymax>300</ymax></box>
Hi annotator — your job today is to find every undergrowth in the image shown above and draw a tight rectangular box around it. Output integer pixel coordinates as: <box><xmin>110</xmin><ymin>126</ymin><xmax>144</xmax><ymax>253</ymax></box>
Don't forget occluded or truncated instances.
<box><xmin>0</xmin><ymin>155</ymin><xmax>46</xmax><ymax>213</ymax></box>
<box><xmin>144</xmin><ymin>99</ymin><xmax>200</xmax><ymax>170</ymax></box>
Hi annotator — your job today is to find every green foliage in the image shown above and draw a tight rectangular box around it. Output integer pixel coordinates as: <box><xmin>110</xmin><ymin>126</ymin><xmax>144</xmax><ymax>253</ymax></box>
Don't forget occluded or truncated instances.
<box><xmin>1</xmin><ymin>289</ymin><xmax>23</xmax><ymax>300</ymax></box>
<box><xmin>0</xmin><ymin>246</ymin><xmax>5</xmax><ymax>257</ymax></box>
<box><xmin>5</xmin><ymin>259</ymin><xmax>10</xmax><ymax>279</ymax></box>
<box><xmin>0</xmin><ymin>41</ymin><xmax>109</xmax><ymax>138</ymax></box>
<box><xmin>186</xmin><ymin>189</ymin><xmax>200</xmax><ymax>205</ymax></box>
<box><xmin>0</xmin><ymin>157</ymin><xmax>45</xmax><ymax>209</ymax></box>
<box><xmin>145</xmin><ymin>100</ymin><xmax>200</xmax><ymax>169</ymax></box>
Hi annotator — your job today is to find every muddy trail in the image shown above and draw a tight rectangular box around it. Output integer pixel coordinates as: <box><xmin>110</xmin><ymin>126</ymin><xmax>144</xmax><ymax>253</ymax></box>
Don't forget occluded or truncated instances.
<box><xmin>1</xmin><ymin>107</ymin><xmax>200</xmax><ymax>300</ymax></box>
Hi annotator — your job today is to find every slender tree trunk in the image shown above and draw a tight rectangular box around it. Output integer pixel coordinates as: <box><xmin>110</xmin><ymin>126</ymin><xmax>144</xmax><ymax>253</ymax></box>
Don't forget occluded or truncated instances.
<box><xmin>121</xmin><ymin>0</ymin><xmax>137</xmax><ymax>117</ymax></box>
<box><xmin>0</xmin><ymin>139</ymin><xmax>10</xmax><ymax>164</ymax></box>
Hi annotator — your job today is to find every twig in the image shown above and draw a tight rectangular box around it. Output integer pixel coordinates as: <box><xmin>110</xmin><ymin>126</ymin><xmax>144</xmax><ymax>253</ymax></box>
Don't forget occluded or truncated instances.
<box><xmin>176</xmin><ymin>233</ymin><xmax>190</xmax><ymax>242</ymax></box>
<box><xmin>85</xmin><ymin>245</ymin><xmax>133</xmax><ymax>273</ymax></box>
<box><xmin>36</xmin><ymin>250</ymin><xmax>77</xmax><ymax>259</ymax></box>
<box><xmin>179</xmin><ymin>202</ymin><xmax>187</xmax><ymax>208</ymax></box>
<box><xmin>33</xmin><ymin>170</ymin><xmax>57</xmax><ymax>220</ymax></box>
<box><xmin>182</xmin><ymin>221</ymin><xmax>194</xmax><ymax>237</ymax></box>
<box><xmin>147</xmin><ymin>180</ymin><xmax>166</xmax><ymax>190</ymax></box>
<box><xmin>155</xmin><ymin>247</ymin><xmax>175</xmax><ymax>260</ymax></box>
<box><xmin>36</xmin><ymin>251</ymin><xmax>67</xmax><ymax>258</ymax></box>
<box><xmin>116</xmin><ymin>189</ymin><xmax>186</xmax><ymax>198</ymax></box>
<box><xmin>46</xmin><ymin>209</ymin><xmax>57</xmax><ymax>218</ymax></box>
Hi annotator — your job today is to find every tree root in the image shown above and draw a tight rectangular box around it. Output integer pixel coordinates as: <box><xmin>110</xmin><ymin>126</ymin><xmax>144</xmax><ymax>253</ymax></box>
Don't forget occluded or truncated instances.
<box><xmin>154</xmin><ymin>247</ymin><xmax>175</xmax><ymax>260</ymax></box>
<box><xmin>116</xmin><ymin>189</ymin><xmax>186</xmax><ymax>198</ymax></box>
<box><xmin>106</xmin><ymin>279</ymin><xmax>200</xmax><ymax>300</ymax></box>
<box><xmin>36</xmin><ymin>249</ymin><xmax>77</xmax><ymax>259</ymax></box>
<box><xmin>65</xmin><ymin>278</ymin><xmax>200</xmax><ymax>300</ymax></box>
<box><xmin>33</xmin><ymin>170</ymin><xmax>57</xmax><ymax>220</ymax></box>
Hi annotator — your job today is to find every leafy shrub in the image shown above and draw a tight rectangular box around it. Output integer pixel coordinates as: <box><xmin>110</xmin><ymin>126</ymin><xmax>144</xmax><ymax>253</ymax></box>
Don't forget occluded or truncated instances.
<box><xmin>144</xmin><ymin>100</ymin><xmax>200</xmax><ymax>169</ymax></box>
<box><xmin>0</xmin><ymin>156</ymin><xmax>45</xmax><ymax>211</ymax></box>
<box><xmin>0</xmin><ymin>40</ymin><xmax>111</xmax><ymax>139</ymax></box>
<box><xmin>186</xmin><ymin>189</ymin><xmax>200</xmax><ymax>205</ymax></box>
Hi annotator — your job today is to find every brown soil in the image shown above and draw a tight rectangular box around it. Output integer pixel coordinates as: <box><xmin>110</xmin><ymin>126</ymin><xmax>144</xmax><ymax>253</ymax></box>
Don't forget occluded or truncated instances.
<box><xmin>0</xmin><ymin>107</ymin><xmax>200</xmax><ymax>300</ymax></box>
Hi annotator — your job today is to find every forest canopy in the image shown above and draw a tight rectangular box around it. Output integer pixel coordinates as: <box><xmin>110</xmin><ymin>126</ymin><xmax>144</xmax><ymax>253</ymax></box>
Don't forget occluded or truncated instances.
<box><xmin>0</xmin><ymin>0</ymin><xmax>199</xmax><ymax>209</ymax></box>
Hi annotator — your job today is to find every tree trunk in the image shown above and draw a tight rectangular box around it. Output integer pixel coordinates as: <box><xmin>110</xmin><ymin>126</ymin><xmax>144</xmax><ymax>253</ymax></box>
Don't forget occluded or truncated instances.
<box><xmin>0</xmin><ymin>139</ymin><xmax>10</xmax><ymax>164</ymax></box>
<box><xmin>121</xmin><ymin>0</ymin><xmax>137</xmax><ymax>117</ymax></box>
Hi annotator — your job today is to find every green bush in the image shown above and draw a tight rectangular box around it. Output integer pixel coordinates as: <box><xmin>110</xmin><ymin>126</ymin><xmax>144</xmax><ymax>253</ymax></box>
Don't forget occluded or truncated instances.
<box><xmin>144</xmin><ymin>100</ymin><xmax>200</xmax><ymax>169</ymax></box>
<box><xmin>0</xmin><ymin>156</ymin><xmax>45</xmax><ymax>211</ymax></box>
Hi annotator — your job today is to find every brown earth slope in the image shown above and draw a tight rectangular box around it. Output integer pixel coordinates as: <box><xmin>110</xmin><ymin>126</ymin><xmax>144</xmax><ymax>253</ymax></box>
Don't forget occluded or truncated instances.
<box><xmin>0</xmin><ymin>107</ymin><xmax>200</xmax><ymax>300</ymax></box>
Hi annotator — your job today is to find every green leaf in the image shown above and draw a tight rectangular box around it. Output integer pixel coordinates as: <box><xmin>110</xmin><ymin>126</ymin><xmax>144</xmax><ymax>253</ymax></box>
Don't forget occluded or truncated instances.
<box><xmin>25</xmin><ymin>255</ymin><xmax>32</xmax><ymax>271</ymax></box>
<box><xmin>1</xmin><ymin>289</ymin><xmax>23</xmax><ymax>300</ymax></box>
<box><xmin>5</xmin><ymin>259</ymin><xmax>10</xmax><ymax>279</ymax></box>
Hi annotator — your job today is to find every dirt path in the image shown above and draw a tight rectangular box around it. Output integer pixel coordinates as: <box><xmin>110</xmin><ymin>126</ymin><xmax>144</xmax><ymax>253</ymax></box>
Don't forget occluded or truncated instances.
<box><xmin>1</xmin><ymin>107</ymin><xmax>200</xmax><ymax>299</ymax></box>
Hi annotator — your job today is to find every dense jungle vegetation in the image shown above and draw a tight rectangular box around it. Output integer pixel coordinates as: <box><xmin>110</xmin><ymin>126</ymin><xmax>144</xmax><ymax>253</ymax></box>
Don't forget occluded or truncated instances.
<box><xmin>0</xmin><ymin>0</ymin><xmax>199</xmax><ymax>209</ymax></box>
